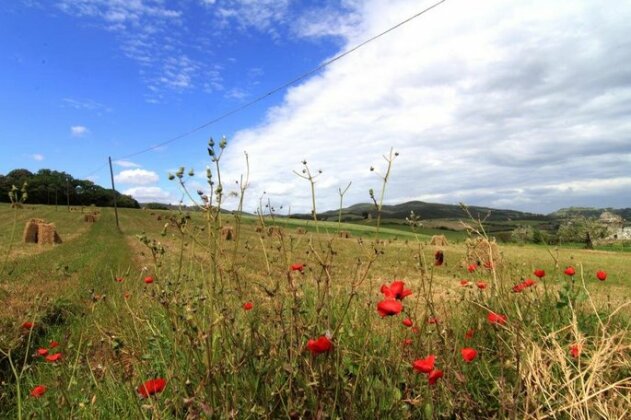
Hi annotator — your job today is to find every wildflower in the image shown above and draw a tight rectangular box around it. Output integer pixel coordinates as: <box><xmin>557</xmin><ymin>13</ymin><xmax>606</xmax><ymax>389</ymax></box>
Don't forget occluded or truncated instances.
<box><xmin>402</xmin><ymin>318</ymin><xmax>413</xmax><ymax>327</ymax></box>
<box><xmin>564</xmin><ymin>266</ymin><xmax>575</xmax><ymax>276</ymax></box>
<box><xmin>306</xmin><ymin>336</ymin><xmax>333</xmax><ymax>356</ymax></box>
<box><xmin>380</xmin><ymin>280</ymin><xmax>412</xmax><ymax>300</ymax></box>
<box><xmin>30</xmin><ymin>385</ymin><xmax>47</xmax><ymax>398</ymax></box>
<box><xmin>428</xmin><ymin>369</ymin><xmax>444</xmax><ymax>385</ymax></box>
<box><xmin>45</xmin><ymin>353</ymin><xmax>62</xmax><ymax>363</ymax></box>
<box><xmin>512</xmin><ymin>283</ymin><xmax>525</xmax><ymax>293</ymax></box>
<box><xmin>37</xmin><ymin>348</ymin><xmax>48</xmax><ymax>357</ymax></box>
<box><xmin>476</xmin><ymin>281</ymin><xmax>487</xmax><ymax>290</ymax></box>
<box><xmin>464</xmin><ymin>328</ymin><xmax>475</xmax><ymax>339</ymax></box>
<box><xmin>434</xmin><ymin>251</ymin><xmax>444</xmax><ymax>266</ymax></box>
<box><xmin>534</xmin><ymin>269</ymin><xmax>545</xmax><ymax>278</ymax></box>
<box><xmin>402</xmin><ymin>338</ymin><xmax>413</xmax><ymax>346</ymax></box>
<box><xmin>377</xmin><ymin>299</ymin><xmax>403</xmax><ymax>317</ymax></box>
<box><xmin>467</xmin><ymin>264</ymin><xmax>477</xmax><ymax>273</ymax></box>
<box><xmin>124</xmin><ymin>291</ymin><xmax>131</xmax><ymax>300</ymax></box>
<box><xmin>461</xmin><ymin>347</ymin><xmax>478</xmax><ymax>362</ymax></box>
<box><xmin>411</xmin><ymin>326</ymin><xmax>420</xmax><ymax>334</ymax></box>
<box><xmin>522</xmin><ymin>278</ymin><xmax>536</xmax><ymax>287</ymax></box>
<box><xmin>412</xmin><ymin>355</ymin><xmax>435</xmax><ymax>374</ymax></box>
<box><xmin>144</xmin><ymin>276</ymin><xmax>154</xmax><ymax>284</ymax></box>
<box><xmin>483</xmin><ymin>260</ymin><xmax>493</xmax><ymax>269</ymax></box>
<box><xmin>49</xmin><ymin>340</ymin><xmax>59</xmax><ymax>348</ymax></box>
<box><xmin>427</xmin><ymin>316</ymin><xmax>439</xmax><ymax>325</ymax></box>
<box><xmin>243</xmin><ymin>302</ymin><xmax>253</xmax><ymax>311</ymax></box>
<box><xmin>460</xmin><ymin>279</ymin><xmax>470</xmax><ymax>287</ymax></box>
<box><xmin>115</xmin><ymin>277</ymin><xmax>124</xmax><ymax>283</ymax></box>
<box><xmin>569</xmin><ymin>344</ymin><xmax>581</xmax><ymax>359</ymax></box>
<box><xmin>487</xmin><ymin>312</ymin><xmax>507</xmax><ymax>325</ymax></box>
<box><xmin>21</xmin><ymin>321</ymin><xmax>35</xmax><ymax>330</ymax></box>
<box><xmin>596</xmin><ymin>270</ymin><xmax>607</xmax><ymax>281</ymax></box>
<box><xmin>290</xmin><ymin>263</ymin><xmax>305</xmax><ymax>272</ymax></box>
<box><xmin>137</xmin><ymin>378</ymin><xmax>167</xmax><ymax>398</ymax></box>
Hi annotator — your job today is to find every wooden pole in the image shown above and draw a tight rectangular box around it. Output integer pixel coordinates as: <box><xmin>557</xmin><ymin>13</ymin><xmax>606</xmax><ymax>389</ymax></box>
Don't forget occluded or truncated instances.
<box><xmin>108</xmin><ymin>157</ymin><xmax>120</xmax><ymax>231</ymax></box>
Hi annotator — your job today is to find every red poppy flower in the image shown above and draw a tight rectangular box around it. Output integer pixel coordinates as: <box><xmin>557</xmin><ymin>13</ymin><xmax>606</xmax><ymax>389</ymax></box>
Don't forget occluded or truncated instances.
<box><xmin>569</xmin><ymin>344</ymin><xmax>581</xmax><ymax>359</ymax></box>
<box><xmin>427</xmin><ymin>316</ymin><xmax>439</xmax><ymax>325</ymax></box>
<box><xmin>243</xmin><ymin>302</ymin><xmax>253</xmax><ymax>311</ymax></box>
<box><xmin>476</xmin><ymin>281</ymin><xmax>487</xmax><ymax>290</ymax></box>
<box><xmin>45</xmin><ymin>353</ymin><xmax>62</xmax><ymax>363</ymax></box>
<box><xmin>523</xmin><ymin>278</ymin><xmax>536</xmax><ymax>287</ymax></box>
<box><xmin>564</xmin><ymin>266</ymin><xmax>575</xmax><ymax>276</ymax></box>
<box><xmin>461</xmin><ymin>347</ymin><xmax>478</xmax><ymax>362</ymax></box>
<box><xmin>124</xmin><ymin>291</ymin><xmax>131</xmax><ymax>299</ymax></box>
<box><xmin>144</xmin><ymin>276</ymin><xmax>154</xmax><ymax>284</ymax></box>
<box><xmin>21</xmin><ymin>321</ymin><xmax>35</xmax><ymax>330</ymax></box>
<box><xmin>49</xmin><ymin>340</ymin><xmax>59</xmax><ymax>348</ymax></box>
<box><xmin>411</xmin><ymin>326</ymin><xmax>420</xmax><ymax>334</ymax></box>
<box><xmin>483</xmin><ymin>260</ymin><xmax>493</xmax><ymax>269</ymax></box>
<box><xmin>402</xmin><ymin>338</ymin><xmax>413</xmax><ymax>346</ymax></box>
<box><xmin>534</xmin><ymin>269</ymin><xmax>545</xmax><ymax>278</ymax></box>
<box><xmin>377</xmin><ymin>299</ymin><xmax>403</xmax><ymax>317</ymax></box>
<box><xmin>434</xmin><ymin>251</ymin><xmax>444</xmax><ymax>266</ymax></box>
<box><xmin>380</xmin><ymin>280</ymin><xmax>412</xmax><ymax>300</ymax></box>
<box><xmin>137</xmin><ymin>378</ymin><xmax>167</xmax><ymax>398</ymax></box>
<box><xmin>464</xmin><ymin>328</ymin><xmax>475</xmax><ymax>339</ymax></box>
<box><xmin>412</xmin><ymin>355</ymin><xmax>436</xmax><ymax>374</ymax></box>
<box><xmin>306</xmin><ymin>336</ymin><xmax>333</xmax><ymax>355</ymax></box>
<box><xmin>428</xmin><ymin>369</ymin><xmax>444</xmax><ymax>385</ymax></box>
<box><xmin>290</xmin><ymin>263</ymin><xmax>305</xmax><ymax>272</ymax></box>
<box><xmin>402</xmin><ymin>318</ymin><xmax>413</xmax><ymax>327</ymax></box>
<box><xmin>115</xmin><ymin>277</ymin><xmax>124</xmax><ymax>282</ymax></box>
<box><xmin>596</xmin><ymin>270</ymin><xmax>607</xmax><ymax>281</ymax></box>
<box><xmin>30</xmin><ymin>385</ymin><xmax>47</xmax><ymax>398</ymax></box>
<box><xmin>467</xmin><ymin>264</ymin><xmax>477</xmax><ymax>273</ymax></box>
<box><xmin>37</xmin><ymin>348</ymin><xmax>48</xmax><ymax>357</ymax></box>
<box><xmin>487</xmin><ymin>312</ymin><xmax>507</xmax><ymax>325</ymax></box>
<box><xmin>460</xmin><ymin>279</ymin><xmax>470</xmax><ymax>287</ymax></box>
<box><xmin>512</xmin><ymin>283</ymin><xmax>525</xmax><ymax>293</ymax></box>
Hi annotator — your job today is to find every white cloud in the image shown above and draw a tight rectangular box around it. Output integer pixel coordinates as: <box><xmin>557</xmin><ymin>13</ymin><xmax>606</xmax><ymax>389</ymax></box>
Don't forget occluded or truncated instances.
<box><xmin>123</xmin><ymin>186</ymin><xmax>172</xmax><ymax>202</ymax></box>
<box><xmin>114</xmin><ymin>160</ymin><xmax>141</xmax><ymax>168</ymax></box>
<box><xmin>219</xmin><ymin>0</ymin><xmax>631</xmax><ymax>214</ymax></box>
<box><xmin>70</xmin><ymin>125</ymin><xmax>88</xmax><ymax>137</ymax></box>
<box><xmin>31</xmin><ymin>153</ymin><xmax>44</xmax><ymax>161</ymax></box>
<box><xmin>114</xmin><ymin>169</ymin><xmax>159</xmax><ymax>185</ymax></box>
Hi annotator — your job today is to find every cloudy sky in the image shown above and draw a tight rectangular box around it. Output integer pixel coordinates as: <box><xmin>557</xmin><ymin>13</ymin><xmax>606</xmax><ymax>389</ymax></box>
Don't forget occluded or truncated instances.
<box><xmin>1</xmin><ymin>0</ymin><xmax>630</xmax><ymax>214</ymax></box>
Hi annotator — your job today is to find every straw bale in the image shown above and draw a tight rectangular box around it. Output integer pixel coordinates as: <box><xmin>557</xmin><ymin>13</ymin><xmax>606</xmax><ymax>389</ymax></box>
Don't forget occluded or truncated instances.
<box><xmin>296</xmin><ymin>227</ymin><xmax>306</xmax><ymax>234</ymax></box>
<box><xmin>465</xmin><ymin>237</ymin><xmax>501</xmax><ymax>267</ymax></box>
<box><xmin>23</xmin><ymin>219</ymin><xmax>41</xmax><ymax>243</ymax></box>
<box><xmin>430</xmin><ymin>235</ymin><xmax>449</xmax><ymax>246</ymax></box>
<box><xmin>84</xmin><ymin>214</ymin><xmax>96</xmax><ymax>223</ymax></box>
<box><xmin>338</xmin><ymin>230</ymin><xmax>352</xmax><ymax>239</ymax></box>
<box><xmin>221</xmin><ymin>226</ymin><xmax>235</xmax><ymax>241</ymax></box>
<box><xmin>267</xmin><ymin>226</ymin><xmax>281</xmax><ymax>236</ymax></box>
<box><xmin>255</xmin><ymin>225</ymin><xmax>264</xmax><ymax>233</ymax></box>
<box><xmin>37</xmin><ymin>223</ymin><xmax>62</xmax><ymax>245</ymax></box>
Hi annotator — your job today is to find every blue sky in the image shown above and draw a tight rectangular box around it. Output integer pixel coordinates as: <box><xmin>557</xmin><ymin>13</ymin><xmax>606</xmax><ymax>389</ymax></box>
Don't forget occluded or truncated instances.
<box><xmin>2</xmin><ymin>0</ymin><xmax>631</xmax><ymax>214</ymax></box>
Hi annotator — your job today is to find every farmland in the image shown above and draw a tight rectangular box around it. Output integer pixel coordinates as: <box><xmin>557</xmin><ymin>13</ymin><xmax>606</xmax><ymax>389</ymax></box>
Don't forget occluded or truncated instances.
<box><xmin>0</xmin><ymin>203</ymin><xmax>629</xmax><ymax>418</ymax></box>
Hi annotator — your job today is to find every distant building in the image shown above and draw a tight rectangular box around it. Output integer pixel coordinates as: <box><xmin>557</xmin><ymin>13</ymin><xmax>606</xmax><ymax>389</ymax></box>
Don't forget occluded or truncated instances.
<box><xmin>600</xmin><ymin>211</ymin><xmax>630</xmax><ymax>240</ymax></box>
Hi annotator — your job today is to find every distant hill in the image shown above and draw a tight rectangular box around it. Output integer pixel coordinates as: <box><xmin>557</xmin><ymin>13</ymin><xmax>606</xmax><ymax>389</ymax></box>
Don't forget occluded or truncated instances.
<box><xmin>291</xmin><ymin>200</ymin><xmax>548</xmax><ymax>222</ymax></box>
<box><xmin>548</xmin><ymin>207</ymin><xmax>631</xmax><ymax>220</ymax></box>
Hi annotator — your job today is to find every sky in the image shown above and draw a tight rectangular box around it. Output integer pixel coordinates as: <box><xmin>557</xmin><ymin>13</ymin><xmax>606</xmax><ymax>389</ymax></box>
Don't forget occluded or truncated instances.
<box><xmin>1</xmin><ymin>0</ymin><xmax>630</xmax><ymax>215</ymax></box>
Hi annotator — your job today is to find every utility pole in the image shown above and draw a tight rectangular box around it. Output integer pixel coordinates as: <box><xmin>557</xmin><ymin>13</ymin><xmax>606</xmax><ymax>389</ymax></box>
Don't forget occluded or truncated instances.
<box><xmin>108</xmin><ymin>156</ymin><xmax>120</xmax><ymax>231</ymax></box>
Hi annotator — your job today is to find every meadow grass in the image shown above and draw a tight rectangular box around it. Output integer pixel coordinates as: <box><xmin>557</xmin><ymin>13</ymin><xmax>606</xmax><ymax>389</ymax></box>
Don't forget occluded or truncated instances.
<box><xmin>0</xmin><ymin>198</ymin><xmax>629</xmax><ymax>418</ymax></box>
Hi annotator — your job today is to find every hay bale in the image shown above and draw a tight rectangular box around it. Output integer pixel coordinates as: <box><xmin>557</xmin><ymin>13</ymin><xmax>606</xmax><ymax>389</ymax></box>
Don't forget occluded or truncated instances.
<box><xmin>255</xmin><ymin>225</ymin><xmax>264</xmax><ymax>233</ymax></box>
<box><xmin>84</xmin><ymin>214</ymin><xmax>96</xmax><ymax>223</ymax></box>
<box><xmin>157</xmin><ymin>215</ymin><xmax>162</xmax><ymax>221</ymax></box>
<box><xmin>465</xmin><ymin>238</ymin><xmax>501</xmax><ymax>267</ymax></box>
<box><xmin>430</xmin><ymin>235</ymin><xmax>449</xmax><ymax>246</ymax></box>
<box><xmin>11</xmin><ymin>203</ymin><xmax>23</xmax><ymax>209</ymax></box>
<box><xmin>267</xmin><ymin>226</ymin><xmax>281</xmax><ymax>236</ymax></box>
<box><xmin>37</xmin><ymin>223</ymin><xmax>62</xmax><ymax>245</ymax></box>
<box><xmin>338</xmin><ymin>230</ymin><xmax>352</xmax><ymax>239</ymax></box>
<box><xmin>221</xmin><ymin>226</ymin><xmax>235</xmax><ymax>241</ymax></box>
<box><xmin>23</xmin><ymin>219</ymin><xmax>41</xmax><ymax>243</ymax></box>
<box><xmin>296</xmin><ymin>227</ymin><xmax>306</xmax><ymax>234</ymax></box>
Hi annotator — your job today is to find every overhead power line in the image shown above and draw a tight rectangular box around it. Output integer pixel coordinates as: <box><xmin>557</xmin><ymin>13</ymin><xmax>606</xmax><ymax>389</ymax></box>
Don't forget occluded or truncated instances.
<box><xmin>114</xmin><ymin>0</ymin><xmax>447</xmax><ymax>161</ymax></box>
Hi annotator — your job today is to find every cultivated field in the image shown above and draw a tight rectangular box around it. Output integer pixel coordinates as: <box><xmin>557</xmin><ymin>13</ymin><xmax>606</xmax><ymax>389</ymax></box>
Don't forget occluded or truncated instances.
<box><xmin>0</xmin><ymin>203</ymin><xmax>629</xmax><ymax>418</ymax></box>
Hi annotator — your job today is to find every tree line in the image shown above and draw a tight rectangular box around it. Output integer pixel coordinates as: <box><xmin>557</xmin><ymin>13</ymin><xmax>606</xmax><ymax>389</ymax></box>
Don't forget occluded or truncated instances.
<box><xmin>0</xmin><ymin>168</ymin><xmax>140</xmax><ymax>208</ymax></box>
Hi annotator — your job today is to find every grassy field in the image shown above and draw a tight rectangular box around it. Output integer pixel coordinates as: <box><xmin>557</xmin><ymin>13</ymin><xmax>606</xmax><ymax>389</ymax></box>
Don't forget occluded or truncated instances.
<box><xmin>0</xmin><ymin>203</ymin><xmax>629</xmax><ymax>418</ymax></box>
